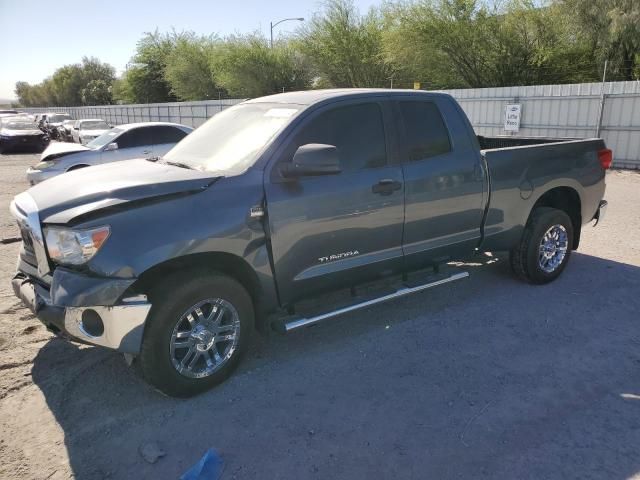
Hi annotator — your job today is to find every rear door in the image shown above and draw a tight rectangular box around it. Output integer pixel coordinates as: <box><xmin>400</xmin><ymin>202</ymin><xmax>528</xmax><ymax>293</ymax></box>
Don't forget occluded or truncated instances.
<box><xmin>150</xmin><ymin>125</ymin><xmax>189</xmax><ymax>156</ymax></box>
<box><xmin>395</xmin><ymin>97</ymin><xmax>485</xmax><ymax>268</ymax></box>
<box><xmin>264</xmin><ymin>100</ymin><xmax>405</xmax><ymax>304</ymax></box>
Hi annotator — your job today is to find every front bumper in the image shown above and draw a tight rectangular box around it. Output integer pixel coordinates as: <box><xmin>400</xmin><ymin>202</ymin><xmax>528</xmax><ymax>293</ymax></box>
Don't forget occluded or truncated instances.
<box><xmin>26</xmin><ymin>166</ymin><xmax>59</xmax><ymax>185</ymax></box>
<box><xmin>12</xmin><ymin>273</ymin><xmax>151</xmax><ymax>354</ymax></box>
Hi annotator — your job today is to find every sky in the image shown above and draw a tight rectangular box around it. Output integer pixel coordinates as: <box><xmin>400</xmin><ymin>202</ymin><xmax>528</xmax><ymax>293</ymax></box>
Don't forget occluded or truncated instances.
<box><xmin>0</xmin><ymin>0</ymin><xmax>381</xmax><ymax>100</ymax></box>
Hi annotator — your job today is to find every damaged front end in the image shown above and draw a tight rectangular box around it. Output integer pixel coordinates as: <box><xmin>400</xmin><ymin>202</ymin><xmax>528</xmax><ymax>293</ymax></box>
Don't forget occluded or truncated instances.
<box><xmin>10</xmin><ymin>192</ymin><xmax>151</xmax><ymax>354</ymax></box>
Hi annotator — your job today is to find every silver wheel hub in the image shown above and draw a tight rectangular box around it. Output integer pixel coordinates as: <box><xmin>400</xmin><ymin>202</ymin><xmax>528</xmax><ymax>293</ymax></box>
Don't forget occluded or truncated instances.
<box><xmin>169</xmin><ymin>298</ymin><xmax>241</xmax><ymax>379</ymax></box>
<box><xmin>538</xmin><ymin>224</ymin><xmax>568</xmax><ymax>273</ymax></box>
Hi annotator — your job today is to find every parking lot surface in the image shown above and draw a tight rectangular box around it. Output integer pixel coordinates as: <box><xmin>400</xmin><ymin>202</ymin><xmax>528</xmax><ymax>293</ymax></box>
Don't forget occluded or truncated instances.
<box><xmin>0</xmin><ymin>152</ymin><xmax>639</xmax><ymax>480</ymax></box>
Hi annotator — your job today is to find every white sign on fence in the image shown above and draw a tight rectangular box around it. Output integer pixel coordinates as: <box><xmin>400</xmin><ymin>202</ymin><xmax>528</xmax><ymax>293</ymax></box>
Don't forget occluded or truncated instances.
<box><xmin>504</xmin><ymin>104</ymin><xmax>521</xmax><ymax>132</ymax></box>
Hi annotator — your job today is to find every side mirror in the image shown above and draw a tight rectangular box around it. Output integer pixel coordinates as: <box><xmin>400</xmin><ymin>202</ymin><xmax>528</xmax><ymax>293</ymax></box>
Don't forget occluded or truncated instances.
<box><xmin>281</xmin><ymin>143</ymin><xmax>341</xmax><ymax>178</ymax></box>
<box><xmin>105</xmin><ymin>142</ymin><xmax>118</xmax><ymax>151</ymax></box>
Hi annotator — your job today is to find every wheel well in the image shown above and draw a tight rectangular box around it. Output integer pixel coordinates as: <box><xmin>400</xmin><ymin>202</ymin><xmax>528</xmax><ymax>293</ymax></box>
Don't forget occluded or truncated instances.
<box><xmin>131</xmin><ymin>252</ymin><xmax>262</xmax><ymax>309</ymax></box>
<box><xmin>67</xmin><ymin>164</ymin><xmax>89</xmax><ymax>171</ymax></box>
<box><xmin>529</xmin><ymin>187</ymin><xmax>582</xmax><ymax>249</ymax></box>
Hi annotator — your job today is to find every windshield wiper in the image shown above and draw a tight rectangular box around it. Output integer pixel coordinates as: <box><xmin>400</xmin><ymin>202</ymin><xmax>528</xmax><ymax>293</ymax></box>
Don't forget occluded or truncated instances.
<box><xmin>160</xmin><ymin>159</ymin><xmax>198</xmax><ymax>170</ymax></box>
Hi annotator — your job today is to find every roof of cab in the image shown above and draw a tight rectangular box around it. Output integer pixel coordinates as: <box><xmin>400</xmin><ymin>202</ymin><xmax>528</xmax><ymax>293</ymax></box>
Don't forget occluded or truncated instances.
<box><xmin>244</xmin><ymin>88</ymin><xmax>451</xmax><ymax>106</ymax></box>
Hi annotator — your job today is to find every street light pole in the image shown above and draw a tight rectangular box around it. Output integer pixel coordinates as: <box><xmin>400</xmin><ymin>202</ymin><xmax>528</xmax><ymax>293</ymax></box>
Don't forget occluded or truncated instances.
<box><xmin>270</xmin><ymin>17</ymin><xmax>304</xmax><ymax>48</ymax></box>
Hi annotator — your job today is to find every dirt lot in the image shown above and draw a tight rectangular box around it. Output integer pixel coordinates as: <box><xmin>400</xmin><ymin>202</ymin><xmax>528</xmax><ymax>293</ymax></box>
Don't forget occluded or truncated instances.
<box><xmin>0</xmin><ymin>153</ymin><xmax>639</xmax><ymax>480</ymax></box>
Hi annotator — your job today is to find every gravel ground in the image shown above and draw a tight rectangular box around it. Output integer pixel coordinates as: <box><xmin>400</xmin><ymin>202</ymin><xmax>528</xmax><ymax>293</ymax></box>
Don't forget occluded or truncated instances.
<box><xmin>0</xmin><ymin>153</ymin><xmax>639</xmax><ymax>480</ymax></box>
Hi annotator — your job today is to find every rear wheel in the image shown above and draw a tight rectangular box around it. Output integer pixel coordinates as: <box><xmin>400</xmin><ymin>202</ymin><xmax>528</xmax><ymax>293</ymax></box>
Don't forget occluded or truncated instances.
<box><xmin>509</xmin><ymin>207</ymin><xmax>574</xmax><ymax>284</ymax></box>
<box><xmin>137</xmin><ymin>272</ymin><xmax>254</xmax><ymax>397</ymax></box>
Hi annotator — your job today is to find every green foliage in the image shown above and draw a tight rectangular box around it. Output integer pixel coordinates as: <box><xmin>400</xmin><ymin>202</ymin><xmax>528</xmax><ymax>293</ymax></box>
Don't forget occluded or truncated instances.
<box><xmin>124</xmin><ymin>31</ymin><xmax>178</xmax><ymax>103</ymax></box>
<box><xmin>15</xmin><ymin>57</ymin><xmax>115</xmax><ymax>107</ymax></box>
<box><xmin>297</xmin><ymin>0</ymin><xmax>394</xmax><ymax>88</ymax></box>
<box><xmin>560</xmin><ymin>0</ymin><xmax>640</xmax><ymax>80</ymax></box>
<box><xmin>212</xmin><ymin>34</ymin><xmax>312</xmax><ymax>97</ymax></box>
<box><xmin>81</xmin><ymin>79</ymin><xmax>113</xmax><ymax>105</ymax></box>
<box><xmin>164</xmin><ymin>33</ymin><xmax>222</xmax><ymax>100</ymax></box>
<box><xmin>111</xmin><ymin>73</ymin><xmax>136</xmax><ymax>104</ymax></box>
<box><xmin>383</xmin><ymin>0</ymin><xmax>601</xmax><ymax>89</ymax></box>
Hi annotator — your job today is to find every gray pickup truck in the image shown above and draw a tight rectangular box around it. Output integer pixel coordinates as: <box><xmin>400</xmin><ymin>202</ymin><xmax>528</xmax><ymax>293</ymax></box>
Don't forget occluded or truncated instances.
<box><xmin>11</xmin><ymin>89</ymin><xmax>610</xmax><ymax>396</ymax></box>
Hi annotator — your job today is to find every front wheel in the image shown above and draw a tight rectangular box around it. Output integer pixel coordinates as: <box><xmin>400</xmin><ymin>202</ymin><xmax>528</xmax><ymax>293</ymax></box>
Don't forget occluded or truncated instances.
<box><xmin>136</xmin><ymin>272</ymin><xmax>254</xmax><ymax>397</ymax></box>
<box><xmin>509</xmin><ymin>207</ymin><xmax>574</xmax><ymax>284</ymax></box>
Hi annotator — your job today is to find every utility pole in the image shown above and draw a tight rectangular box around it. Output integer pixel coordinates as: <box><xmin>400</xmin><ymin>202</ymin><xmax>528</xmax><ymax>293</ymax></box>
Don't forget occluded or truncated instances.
<box><xmin>596</xmin><ymin>60</ymin><xmax>608</xmax><ymax>138</ymax></box>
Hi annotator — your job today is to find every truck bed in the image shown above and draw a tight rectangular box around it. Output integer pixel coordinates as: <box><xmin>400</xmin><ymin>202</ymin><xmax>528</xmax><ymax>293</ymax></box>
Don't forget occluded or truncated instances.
<box><xmin>477</xmin><ymin>135</ymin><xmax>580</xmax><ymax>150</ymax></box>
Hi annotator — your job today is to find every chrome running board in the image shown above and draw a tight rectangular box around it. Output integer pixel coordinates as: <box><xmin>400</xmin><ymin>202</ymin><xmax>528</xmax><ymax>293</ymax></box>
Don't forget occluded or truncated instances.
<box><xmin>277</xmin><ymin>271</ymin><xmax>469</xmax><ymax>333</ymax></box>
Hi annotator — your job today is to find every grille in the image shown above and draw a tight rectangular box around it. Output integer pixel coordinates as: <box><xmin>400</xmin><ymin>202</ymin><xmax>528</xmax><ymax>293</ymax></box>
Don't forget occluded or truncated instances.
<box><xmin>18</xmin><ymin>225</ymin><xmax>38</xmax><ymax>268</ymax></box>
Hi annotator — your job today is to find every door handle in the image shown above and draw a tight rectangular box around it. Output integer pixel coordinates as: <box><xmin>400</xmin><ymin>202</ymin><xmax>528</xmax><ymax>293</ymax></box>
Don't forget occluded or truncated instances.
<box><xmin>372</xmin><ymin>179</ymin><xmax>402</xmax><ymax>195</ymax></box>
<box><xmin>142</xmin><ymin>150</ymin><xmax>151</xmax><ymax>155</ymax></box>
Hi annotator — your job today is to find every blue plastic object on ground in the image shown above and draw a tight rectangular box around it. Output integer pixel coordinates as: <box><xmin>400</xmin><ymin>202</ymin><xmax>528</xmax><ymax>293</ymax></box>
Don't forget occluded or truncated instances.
<box><xmin>180</xmin><ymin>448</ymin><xmax>224</xmax><ymax>480</ymax></box>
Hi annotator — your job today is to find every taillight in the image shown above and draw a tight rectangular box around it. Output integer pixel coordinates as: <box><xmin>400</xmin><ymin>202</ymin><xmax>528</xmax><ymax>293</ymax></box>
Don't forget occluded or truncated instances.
<box><xmin>598</xmin><ymin>148</ymin><xmax>612</xmax><ymax>169</ymax></box>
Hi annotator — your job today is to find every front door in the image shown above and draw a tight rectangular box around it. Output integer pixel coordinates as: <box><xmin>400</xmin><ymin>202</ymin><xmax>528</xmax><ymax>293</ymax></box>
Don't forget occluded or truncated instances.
<box><xmin>264</xmin><ymin>100</ymin><xmax>405</xmax><ymax>305</ymax></box>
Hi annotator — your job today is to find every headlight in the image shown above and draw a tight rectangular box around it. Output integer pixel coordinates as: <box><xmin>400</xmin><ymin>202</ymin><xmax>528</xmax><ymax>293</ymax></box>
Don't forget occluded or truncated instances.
<box><xmin>34</xmin><ymin>161</ymin><xmax>55</xmax><ymax>170</ymax></box>
<box><xmin>44</xmin><ymin>226</ymin><xmax>110</xmax><ymax>265</ymax></box>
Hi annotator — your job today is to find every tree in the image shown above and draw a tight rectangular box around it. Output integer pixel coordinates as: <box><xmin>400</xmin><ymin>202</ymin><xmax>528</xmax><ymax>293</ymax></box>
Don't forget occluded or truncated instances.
<box><xmin>297</xmin><ymin>0</ymin><xmax>394</xmax><ymax>88</ymax></box>
<box><xmin>14</xmin><ymin>57</ymin><xmax>116</xmax><ymax>106</ymax></box>
<box><xmin>212</xmin><ymin>34</ymin><xmax>312</xmax><ymax>97</ymax></box>
<box><xmin>81</xmin><ymin>79</ymin><xmax>113</xmax><ymax>105</ymax></box>
<box><xmin>560</xmin><ymin>0</ymin><xmax>640</xmax><ymax>80</ymax></box>
<box><xmin>124</xmin><ymin>31</ymin><xmax>178</xmax><ymax>103</ymax></box>
<box><xmin>164</xmin><ymin>33</ymin><xmax>222</xmax><ymax>100</ymax></box>
<box><xmin>382</xmin><ymin>0</ymin><xmax>600</xmax><ymax>89</ymax></box>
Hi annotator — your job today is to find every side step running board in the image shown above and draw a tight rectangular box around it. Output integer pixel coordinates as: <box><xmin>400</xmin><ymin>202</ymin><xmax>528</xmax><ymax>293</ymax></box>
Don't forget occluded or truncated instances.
<box><xmin>275</xmin><ymin>271</ymin><xmax>469</xmax><ymax>333</ymax></box>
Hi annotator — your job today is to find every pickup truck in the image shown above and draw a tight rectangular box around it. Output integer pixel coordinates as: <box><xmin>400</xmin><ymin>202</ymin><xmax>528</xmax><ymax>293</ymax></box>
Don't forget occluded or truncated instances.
<box><xmin>10</xmin><ymin>89</ymin><xmax>610</xmax><ymax>397</ymax></box>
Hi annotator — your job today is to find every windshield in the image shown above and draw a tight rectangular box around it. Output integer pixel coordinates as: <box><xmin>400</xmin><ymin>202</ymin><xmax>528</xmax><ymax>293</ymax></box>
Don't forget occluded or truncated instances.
<box><xmin>163</xmin><ymin>103</ymin><xmax>300</xmax><ymax>175</ymax></box>
<box><xmin>81</xmin><ymin>120</ymin><xmax>109</xmax><ymax>130</ymax></box>
<box><xmin>4</xmin><ymin>121</ymin><xmax>39</xmax><ymax>131</ymax></box>
<box><xmin>49</xmin><ymin>114</ymin><xmax>72</xmax><ymax>123</ymax></box>
<box><xmin>86</xmin><ymin>128</ymin><xmax>120</xmax><ymax>149</ymax></box>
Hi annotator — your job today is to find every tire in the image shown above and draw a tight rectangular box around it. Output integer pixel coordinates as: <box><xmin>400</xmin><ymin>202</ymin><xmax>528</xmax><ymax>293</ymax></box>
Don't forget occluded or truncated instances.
<box><xmin>509</xmin><ymin>207</ymin><xmax>574</xmax><ymax>284</ymax></box>
<box><xmin>136</xmin><ymin>271</ymin><xmax>254</xmax><ymax>397</ymax></box>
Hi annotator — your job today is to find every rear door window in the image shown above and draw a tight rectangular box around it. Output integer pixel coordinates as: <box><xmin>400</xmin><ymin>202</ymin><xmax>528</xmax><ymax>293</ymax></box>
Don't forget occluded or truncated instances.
<box><xmin>151</xmin><ymin>126</ymin><xmax>188</xmax><ymax>145</ymax></box>
<box><xmin>116</xmin><ymin>127</ymin><xmax>152</xmax><ymax>149</ymax></box>
<box><xmin>397</xmin><ymin>101</ymin><xmax>451</xmax><ymax>161</ymax></box>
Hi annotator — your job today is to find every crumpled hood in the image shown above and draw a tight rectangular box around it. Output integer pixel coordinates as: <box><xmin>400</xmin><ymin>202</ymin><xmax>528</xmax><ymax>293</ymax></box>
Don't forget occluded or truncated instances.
<box><xmin>41</xmin><ymin>142</ymin><xmax>89</xmax><ymax>160</ymax></box>
<box><xmin>27</xmin><ymin>159</ymin><xmax>218</xmax><ymax>224</ymax></box>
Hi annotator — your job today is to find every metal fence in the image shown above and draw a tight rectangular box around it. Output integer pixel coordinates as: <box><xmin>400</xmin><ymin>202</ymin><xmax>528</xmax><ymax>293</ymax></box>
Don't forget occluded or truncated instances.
<box><xmin>25</xmin><ymin>99</ymin><xmax>244</xmax><ymax>128</ymax></box>
<box><xmin>438</xmin><ymin>81</ymin><xmax>640</xmax><ymax>169</ymax></box>
<box><xmin>25</xmin><ymin>80</ymin><xmax>640</xmax><ymax>168</ymax></box>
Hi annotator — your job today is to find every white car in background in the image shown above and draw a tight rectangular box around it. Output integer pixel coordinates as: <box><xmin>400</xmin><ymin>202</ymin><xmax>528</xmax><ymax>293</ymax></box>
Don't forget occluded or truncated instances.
<box><xmin>71</xmin><ymin>119</ymin><xmax>111</xmax><ymax>144</ymax></box>
<box><xmin>26</xmin><ymin>122</ymin><xmax>193</xmax><ymax>184</ymax></box>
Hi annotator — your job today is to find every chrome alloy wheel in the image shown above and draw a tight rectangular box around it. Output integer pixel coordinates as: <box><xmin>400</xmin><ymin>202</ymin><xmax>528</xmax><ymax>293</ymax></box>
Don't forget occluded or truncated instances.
<box><xmin>169</xmin><ymin>298</ymin><xmax>241</xmax><ymax>379</ymax></box>
<box><xmin>538</xmin><ymin>224</ymin><xmax>569</xmax><ymax>273</ymax></box>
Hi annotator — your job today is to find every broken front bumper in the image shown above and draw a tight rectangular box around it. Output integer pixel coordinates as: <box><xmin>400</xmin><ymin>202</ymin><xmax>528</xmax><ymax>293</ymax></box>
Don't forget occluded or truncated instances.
<box><xmin>12</xmin><ymin>272</ymin><xmax>151</xmax><ymax>354</ymax></box>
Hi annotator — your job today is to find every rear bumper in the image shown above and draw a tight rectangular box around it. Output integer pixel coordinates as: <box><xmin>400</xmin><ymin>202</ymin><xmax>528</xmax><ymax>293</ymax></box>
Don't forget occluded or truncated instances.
<box><xmin>12</xmin><ymin>273</ymin><xmax>151</xmax><ymax>354</ymax></box>
<box><xmin>1</xmin><ymin>135</ymin><xmax>47</xmax><ymax>152</ymax></box>
<box><xmin>593</xmin><ymin>200</ymin><xmax>608</xmax><ymax>226</ymax></box>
